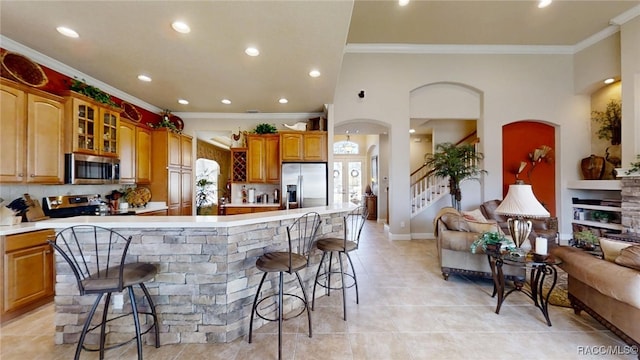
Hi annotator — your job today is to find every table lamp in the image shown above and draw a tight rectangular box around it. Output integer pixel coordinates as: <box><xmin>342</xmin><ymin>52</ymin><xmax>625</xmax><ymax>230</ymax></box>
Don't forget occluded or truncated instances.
<box><xmin>494</xmin><ymin>182</ymin><xmax>550</xmax><ymax>248</ymax></box>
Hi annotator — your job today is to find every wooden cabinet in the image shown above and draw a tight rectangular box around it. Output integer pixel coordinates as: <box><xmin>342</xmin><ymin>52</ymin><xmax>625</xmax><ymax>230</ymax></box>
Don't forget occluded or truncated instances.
<box><xmin>223</xmin><ymin>205</ymin><xmax>280</xmax><ymax>215</ymax></box>
<box><xmin>150</xmin><ymin>129</ymin><xmax>193</xmax><ymax>215</ymax></box>
<box><xmin>138</xmin><ymin>209</ymin><xmax>168</xmax><ymax>216</ymax></box>
<box><xmin>247</xmin><ymin>134</ymin><xmax>280</xmax><ymax>183</ymax></box>
<box><xmin>136</xmin><ymin>126</ymin><xmax>152</xmax><ymax>184</ymax></box>
<box><xmin>365</xmin><ymin>195</ymin><xmax>377</xmax><ymax>220</ymax></box>
<box><xmin>119</xmin><ymin>120</ymin><xmax>136</xmax><ymax>183</ymax></box>
<box><xmin>1</xmin><ymin>229</ymin><xmax>55</xmax><ymax>323</ymax></box>
<box><xmin>119</xmin><ymin>119</ymin><xmax>152</xmax><ymax>184</ymax></box>
<box><xmin>65</xmin><ymin>92</ymin><xmax>120</xmax><ymax>157</ymax></box>
<box><xmin>280</xmin><ymin>131</ymin><xmax>327</xmax><ymax>162</ymax></box>
<box><xmin>0</xmin><ymin>79</ymin><xmax>64</xmax><ymax>184</ymax></box>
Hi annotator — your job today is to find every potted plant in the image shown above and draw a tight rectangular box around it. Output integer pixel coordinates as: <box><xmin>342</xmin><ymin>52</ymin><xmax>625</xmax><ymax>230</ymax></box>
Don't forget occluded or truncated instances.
<box><xmin>195</xmin><ymin>174</ymin><xmax>215</xmax><ymax>215</ymax></box>
<box><xmin>253</xmin><ymin>123</ymin><xmax>277</xmax><ymax>134</ymax></box>
<box><xmin>470</xmin><ymin>231</ymin><xmax>509</xmax><ymax>254</ymax></box>
<box><xmin>592</xmin><ymin>210</ymin><xmax>612</xmax><ymax>223</ymax></box>
<box><xmin>572</xmin><ymin>230</ymin><xmax>599</xmax><ymax>251</ymax></box>
<box><xmin>424</xmin><ymin>142</ymin><xmax>487</xmax><ymax>210</ymax></box>
<box><xmin>592</xmin><ymin>99</ymin><xmax>621</xmax><ymax>145</ymax></box>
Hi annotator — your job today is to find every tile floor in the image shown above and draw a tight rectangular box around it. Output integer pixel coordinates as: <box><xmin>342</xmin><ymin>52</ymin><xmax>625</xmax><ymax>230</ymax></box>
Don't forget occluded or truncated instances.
<box><xmin>1</xmin><ymin>221</ymin><xmax>636</xmax><ymax>359</ymax></box>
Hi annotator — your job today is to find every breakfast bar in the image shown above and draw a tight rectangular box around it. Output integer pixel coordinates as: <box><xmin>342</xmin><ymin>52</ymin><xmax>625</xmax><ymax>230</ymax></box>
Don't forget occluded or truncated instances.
<box><xmin>34</xmin><ymin>204</ymin><xmax>354</xmax><ymax>345</ymax></box>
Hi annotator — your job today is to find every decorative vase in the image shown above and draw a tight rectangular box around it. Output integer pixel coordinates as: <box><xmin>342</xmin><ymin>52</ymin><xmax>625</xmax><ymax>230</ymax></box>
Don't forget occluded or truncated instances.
<box><xmin>580</xmin><ymin>155</ymin><xmax>605</xmax><ymax>180</ymax></box>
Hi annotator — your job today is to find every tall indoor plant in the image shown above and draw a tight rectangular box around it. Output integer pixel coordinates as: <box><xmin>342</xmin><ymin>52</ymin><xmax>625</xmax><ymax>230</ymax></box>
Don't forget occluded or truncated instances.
<box><xmin>424</xmin><ymin>142</ymin><xmax>486</xmax><ymax>210</ymax></box>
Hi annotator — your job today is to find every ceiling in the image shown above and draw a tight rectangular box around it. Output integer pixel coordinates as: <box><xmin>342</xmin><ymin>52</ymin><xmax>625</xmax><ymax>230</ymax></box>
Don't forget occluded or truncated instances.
<box><xmin>1</xmin><ymin>1</ymin><xmax>638</xmax><ymax>116</ymax></box>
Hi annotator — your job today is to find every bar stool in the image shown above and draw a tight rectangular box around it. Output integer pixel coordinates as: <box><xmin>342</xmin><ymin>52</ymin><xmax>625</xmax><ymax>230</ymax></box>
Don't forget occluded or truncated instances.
<box><xmin>48</xmin><ymin>225</ymin><xmax>160</xmax><ymax>360</ymax></box>
<box><xmin>248</xmin><ymin>212</ymin><xmax>321</xmax><ymax>360</ymax></box>
<box><xmin>312</xmin><ymin>206</ymin><xmax>368</xmax><ymax>320</ymax></box>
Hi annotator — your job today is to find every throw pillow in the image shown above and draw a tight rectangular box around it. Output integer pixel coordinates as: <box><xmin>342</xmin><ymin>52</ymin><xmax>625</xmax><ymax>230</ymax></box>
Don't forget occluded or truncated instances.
<box><xmin>599</xmin><ymin>238</ymin><xmax>633</xmax><ymax>262</ymax></box>
<box><xmin>440</xmin><ymin>213</ymin><xmax>470</xmax><ymax>232</ymax></box>
<box><xmin>466</xmin><ymin>219</ymin><xmax>500</xmax><ymax>234</ymax></box>
<box><xmin>462</xmin><ymin>209</ymin><xmax>487</xmax><ymax>222</ymax></box>
<box><xmin>614</xmin><ymin>245</ymin><xmax>640</xmax><ymax>270</ymax></box>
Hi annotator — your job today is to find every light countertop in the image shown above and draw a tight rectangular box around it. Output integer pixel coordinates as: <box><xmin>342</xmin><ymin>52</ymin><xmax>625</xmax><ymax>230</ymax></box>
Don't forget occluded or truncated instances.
<box><xmin>30</xmin><ymin>203</ymin><xmax>356</xmax><ymax>231</ymax></box>
<box><xmin>0</xmin><ymin>202</ymin><xmax>169</xmax><ymax>236</ymax></box>
<box><xmin>223</xmin><ymin>203</ymin><xmax>281</xmax><ymax>207</ymax></box>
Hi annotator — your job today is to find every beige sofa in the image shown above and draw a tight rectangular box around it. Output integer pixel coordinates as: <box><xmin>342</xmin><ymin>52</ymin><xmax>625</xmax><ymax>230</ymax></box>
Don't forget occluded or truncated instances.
<box><xmin>434</xmin><ymin>207</ymin><xmax>525</xmax><ymax>281</ymax></box>
<box><xmin>551</xmin><ymin>245</ymin><xmax>640</xmax><ymax>348</ymax></box>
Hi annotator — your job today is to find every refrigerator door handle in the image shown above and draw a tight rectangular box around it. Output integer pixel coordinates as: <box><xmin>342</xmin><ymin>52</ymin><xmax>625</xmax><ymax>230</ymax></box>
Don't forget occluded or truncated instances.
<box><xmin>298</xmin><ymin>175</ymin><xmax>303</xmax><ymax>207</ymax></box>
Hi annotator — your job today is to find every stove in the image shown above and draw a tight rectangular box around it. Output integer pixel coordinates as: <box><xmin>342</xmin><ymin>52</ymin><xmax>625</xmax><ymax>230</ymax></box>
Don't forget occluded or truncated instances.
<box><xmin>43</xmin><ymin>195</ymin><xmax>102</xmax><ymax>218</ymax></box>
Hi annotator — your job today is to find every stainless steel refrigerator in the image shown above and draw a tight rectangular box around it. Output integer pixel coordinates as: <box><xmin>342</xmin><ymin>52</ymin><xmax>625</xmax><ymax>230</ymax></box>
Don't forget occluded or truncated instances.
<box><xmin>281</xmin><ymin>162</ymin><xmax>328</xmax><ymax>208</ymax></box>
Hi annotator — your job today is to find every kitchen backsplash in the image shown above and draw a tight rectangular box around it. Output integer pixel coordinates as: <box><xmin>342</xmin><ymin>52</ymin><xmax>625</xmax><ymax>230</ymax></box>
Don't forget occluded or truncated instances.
<box><xmin>228</xmin><ymin>183</ymin><xmax>280</xmax><ymax>204</ymax></box>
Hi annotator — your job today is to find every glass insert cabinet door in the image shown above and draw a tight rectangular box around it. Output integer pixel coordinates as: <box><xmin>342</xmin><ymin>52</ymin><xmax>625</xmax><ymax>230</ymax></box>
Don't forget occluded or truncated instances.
<box><xmin>101</xmin><ymin>109</ymin><xmax>118</xmax><ymax>155</ymax></box>
<box><xmin>333</xmin><ymin>160</ymin><xmax>363</xmax><ymax>205</ymax></box>
<box><xmin>76</xmin><ymin>102</ymin><xmax>96</xmax><ymax>152</ymax></box>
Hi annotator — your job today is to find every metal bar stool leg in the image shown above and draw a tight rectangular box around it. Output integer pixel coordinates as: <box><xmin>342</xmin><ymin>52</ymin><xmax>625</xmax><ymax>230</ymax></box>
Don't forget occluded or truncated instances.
<box><xmin>312</xmin><ymin>251</ymin><xmax>328</xmax><ymax>310</ymax></box>
<box><xmin>75</xmin><ymin>293</ymin><xmax>104</xmax><ymax>360</ymax></box>
<box><xmin>295</xmin><ymin>271</ymin><xmax>312</xmax><ymax>338</ymax></box>
<box><xmin>99</xmin><ymin>293</ymin><xmax>113</xmax><ymax>359</ymax></box>
<box><xmin>345</xmin><ymin>252</ymin><xmax>359</xmax><ymax>304</ymax></box>
<box><xmin>128</xmin><ymin>286</ymin><xmax>144</xmax><ymax>360</ymax></box>
<box><xmin>278</xmin><ymin>271</ymin><xmax>284</xmax><ymax>360</ymax></box>
<box><xmin>248</xmin><ymin>272</ymin><xmax>268</xmax><ymax>343</ymax></box>
<box><xmin>139</xmin><ymin>282</ymin><xmax>160</xmax><ymax>348</ymax></box>
<box><xmin>327</xmin><ymin>251</ymin><xmax>334</xmax><ymax>297</ymax></box>
<box><xmin>337</xmin><ymin>251</ymin><xmax>347</xmax><ymax>320</ymax></box>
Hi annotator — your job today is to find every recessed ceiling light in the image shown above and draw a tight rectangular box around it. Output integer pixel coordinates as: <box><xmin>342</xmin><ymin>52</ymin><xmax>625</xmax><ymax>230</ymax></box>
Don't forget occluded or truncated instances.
<box><xmin>171</xmin><ymin>21</ymin><xmax>191</xmax><ymax>34</ymax></box>
<box><xmin>604</xmin><ymin>78</ymin><xmax>615</xmax><ymax>84</ymax></box>
<box><xmin>137</xmin><ymin>74</ymin><xmax>152</xmax><ymax>82</ymax></box>
<box><xmin>245</xmin><ymin>47</ymin><xmax>260</xmax><ymax>57</ymax></box>
<box><xmin>538</xmin><ymin>0</ymin><xmax>552</xmax><ymax>8</ymax></box>
<box><xmin>178</xmin><ymin>99</ymin><xmax>189</xmax><ymax>105</ymax></box>
<box><xmin>409</xmin><ymin>129</ymin><xmax>416</xmax><ymax>134</ymax></box>
<box><xmin>279</xmin><ymin>98</ymin><xmax>288</xmax><ymax>104</ymax></box>
<box><xmin>309</xmin><ymin>70</ymin><xmax>321</xmax><ymax>78</ymax></box>
<box><xmin>56</xmin><ymin>26</ymin><xmax>79</xmax><ymax>38</ymax></box>
<box><xmin>399</xmin><ymin>0</ymin><xmax>410</xmax><ymax>6</ymax></box>
<box><xmin>221</xmin><ymin>99</ymin><xmax>231</xmax><ymax>105</ymax></box>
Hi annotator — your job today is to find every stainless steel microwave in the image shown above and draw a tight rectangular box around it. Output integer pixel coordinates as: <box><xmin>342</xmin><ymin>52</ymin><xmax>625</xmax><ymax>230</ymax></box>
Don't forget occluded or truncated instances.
<box><xmin>65</xmin><ymin>153</ymin><xmax>120</xmax><ymax>185</ymax></box>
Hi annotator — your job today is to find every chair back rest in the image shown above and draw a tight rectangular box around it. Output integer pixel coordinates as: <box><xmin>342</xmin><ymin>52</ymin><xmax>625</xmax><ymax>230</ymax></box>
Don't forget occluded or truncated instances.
<box><xmin>344</xmin><ymin>206</ymin><xmax>368</xmax><ymax>249</ymax></box>
<box><xmin>48</xmin><ymin>225</ymin><xmax>132</xmax><ymax>294</ymax></box>
<box><xmin>286</xmin><ymin>212</ymin><xmax>321</xmax><ymax>270</ymax></box>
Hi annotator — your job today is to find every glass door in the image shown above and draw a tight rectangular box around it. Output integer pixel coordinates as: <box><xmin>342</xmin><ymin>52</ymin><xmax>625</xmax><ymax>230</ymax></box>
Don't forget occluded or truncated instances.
<box><xmin>333</xmin><ymin>158</ymin><xmax>364</xmax><ymax>205</ymax></box>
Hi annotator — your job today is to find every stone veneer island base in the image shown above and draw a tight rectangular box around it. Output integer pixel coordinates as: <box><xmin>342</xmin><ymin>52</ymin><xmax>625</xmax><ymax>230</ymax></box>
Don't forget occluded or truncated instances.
<box><xmin>35</xmin><ymin>204</ymin><xmax>354</xmax><ymax>346</ymax></box>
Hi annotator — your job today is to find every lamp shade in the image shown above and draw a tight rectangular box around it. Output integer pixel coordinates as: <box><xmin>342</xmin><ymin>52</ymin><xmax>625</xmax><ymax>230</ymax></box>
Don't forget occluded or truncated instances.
<box><xmin>494</xmin><ymin>184</ymin><xmax>550</xmax><ymax>218</ymax></box>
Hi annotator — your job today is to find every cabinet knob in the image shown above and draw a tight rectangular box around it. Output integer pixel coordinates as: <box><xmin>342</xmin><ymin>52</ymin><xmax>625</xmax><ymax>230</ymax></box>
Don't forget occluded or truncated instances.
<box><xmin>45</xmin><ymin>250</ymin><xmax>52</xmax><ymax>254</ymax></box>
<box><xmin>30</xmin><ymin>174</ymin><xmax>35</xmax><ymax>177</ymax></box>
<box><xmin>18</xmin><ymin>173</ymin><xmax>24</xmax><ymax>177</ymax></box>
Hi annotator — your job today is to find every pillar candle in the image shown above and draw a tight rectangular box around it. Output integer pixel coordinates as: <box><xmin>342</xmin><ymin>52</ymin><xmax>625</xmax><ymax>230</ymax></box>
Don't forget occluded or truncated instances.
<box><xmin>535</xmin><ymin>237</ymin><xmax>547</xmax><ymax>255</ymax></box>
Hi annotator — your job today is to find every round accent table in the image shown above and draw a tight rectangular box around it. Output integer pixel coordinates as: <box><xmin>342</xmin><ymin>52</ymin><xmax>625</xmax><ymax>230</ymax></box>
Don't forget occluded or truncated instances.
<box><xmin>487</xmin><ymin>251</ymin><xmax>562</xmax><ymax>326</ymax></box>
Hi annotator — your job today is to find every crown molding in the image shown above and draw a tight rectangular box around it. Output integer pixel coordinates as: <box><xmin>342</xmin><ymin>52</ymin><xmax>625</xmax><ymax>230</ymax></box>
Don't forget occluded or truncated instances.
<box><xmin>345</xmin><ymin>43</ymin><xmax>575</xmax><ymax>55</ymax></box>
<box><xmin>573</xmin><ymin>25</ymin><xmax>620</xmax><ymax>53</ymax></box>
<box><xmin>610</xmin><ymin>4</ymin><xmax>640</xmax><ymax>26</ymax></box>
<box><xmin>175</xmin><ymin>112</ymin><xmax>323</xmax><ymax>120</ymax></box>
<box><xmin>0</xmin><ymin>35</ymin><xmax>162</xmax><ymax>113</ymax></box>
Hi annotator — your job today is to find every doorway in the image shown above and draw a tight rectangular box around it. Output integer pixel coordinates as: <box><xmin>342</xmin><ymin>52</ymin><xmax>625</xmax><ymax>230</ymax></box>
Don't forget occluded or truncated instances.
<box><xmin>195</xmin><ymin>158</ymin><xmax>219</xmax><ymax>215</ymax></box>
<box><xmin>333</xmin><ymin>157</ymin><xmax>364</xmax><ymax>205</ymax></box>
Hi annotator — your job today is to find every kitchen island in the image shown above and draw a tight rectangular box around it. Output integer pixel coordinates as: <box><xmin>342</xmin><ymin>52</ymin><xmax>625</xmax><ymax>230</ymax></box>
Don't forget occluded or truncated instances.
<box><xmin>34</xmin><ymin>203</ymin><xmax>355</xmax><ymax>345</ymax></box>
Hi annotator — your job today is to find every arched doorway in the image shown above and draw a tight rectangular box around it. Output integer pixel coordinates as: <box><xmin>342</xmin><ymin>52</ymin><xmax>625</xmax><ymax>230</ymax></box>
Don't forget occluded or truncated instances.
<box><xmin>195</xmin><ymin>158</ymin><xmax>220</xmax><ymax>215</ymax></box>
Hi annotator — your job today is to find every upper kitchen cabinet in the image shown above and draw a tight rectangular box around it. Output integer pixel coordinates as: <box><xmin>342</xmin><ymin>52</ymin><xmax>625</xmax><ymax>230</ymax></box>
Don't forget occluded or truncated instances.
<box><xmin>64</xmin><ymin>92</ymin><xmax>120</xmax><ymax>157</ymax></box>
<box><xmin>119</xmin><ymin>119</ymin><xmax>152</xmax><ymax>184</ymax></box>
<box><xmin>0</xmin><ymin>79</ymin><xmax>64</xmax><ymax>184</ymax></box>
<box><xmin>280</xmin><ymin>131</ymin><xmax>327</xmax><ymax>162</ymax></box>
<box><xmin>247</xmin><ymin>134</ymin><xmax>280</xmax><ymax>183</ymax></box>
<box><xmin>149</xmin><ymin>128</ymin><xmax>193</xmax><ymax>215</ymax></box>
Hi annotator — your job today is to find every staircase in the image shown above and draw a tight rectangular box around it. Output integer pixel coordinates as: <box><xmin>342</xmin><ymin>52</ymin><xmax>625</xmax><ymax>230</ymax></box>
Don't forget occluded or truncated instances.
<box><xmin>410</xmin><ymin>132</ymin><xmax>479</xmax><ymax>218</ymax></box>
<box><xmin>410</xmin><ymin>165</ymin><xmax>449</xmax><ymax>218</ymax></box>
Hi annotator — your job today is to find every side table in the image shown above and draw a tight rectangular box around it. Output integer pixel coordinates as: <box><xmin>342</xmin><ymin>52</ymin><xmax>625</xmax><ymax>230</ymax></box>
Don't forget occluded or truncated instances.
<box><xmin>487</xmin><ymin>251</ymin><xmax>562</xmax><ymax>326</ymax></box>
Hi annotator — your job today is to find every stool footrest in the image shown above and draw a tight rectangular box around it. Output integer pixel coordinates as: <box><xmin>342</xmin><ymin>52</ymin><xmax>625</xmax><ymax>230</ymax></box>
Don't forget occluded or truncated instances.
<box><xmin>81</xmin><ymin>311</ymin><xmax>157</xmax><ymax>352</ymax></box>
<box><xmin>255</xmin><ymin>293</ymin><xmax>308</xmax><ymax>322</ymax></box>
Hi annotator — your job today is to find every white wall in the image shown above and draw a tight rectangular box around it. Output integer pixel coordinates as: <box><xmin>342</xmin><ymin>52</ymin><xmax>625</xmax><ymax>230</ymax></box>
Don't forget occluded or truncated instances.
<box><xmin>333</xmin><ymin>52</ymin><xmax>589</xmax><ymax>239</ymax></box>
<box><xmin>620</xmin><ymin>17</ymin><xmax>640</xmax><ymax>164</ymax></box>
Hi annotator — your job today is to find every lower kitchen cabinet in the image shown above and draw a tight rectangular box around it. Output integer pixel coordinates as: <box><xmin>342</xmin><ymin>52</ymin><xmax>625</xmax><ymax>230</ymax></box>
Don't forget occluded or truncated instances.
<box><xmin>223</xmin><ymin>205</ymin><xmax>280</xmax><ymax>215</ymax></box>
<box><xmin>1</xmin><ymin>229</ymin><xmax>55</xmax><ymax>323</ymax></box>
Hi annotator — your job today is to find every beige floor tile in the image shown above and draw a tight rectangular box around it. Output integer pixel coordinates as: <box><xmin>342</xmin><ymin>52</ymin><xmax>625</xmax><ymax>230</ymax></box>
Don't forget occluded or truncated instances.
<box><xmin>2</xmin><ymin>220</ymin><xmax>636</xmax><ymax>360</ymax></box>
